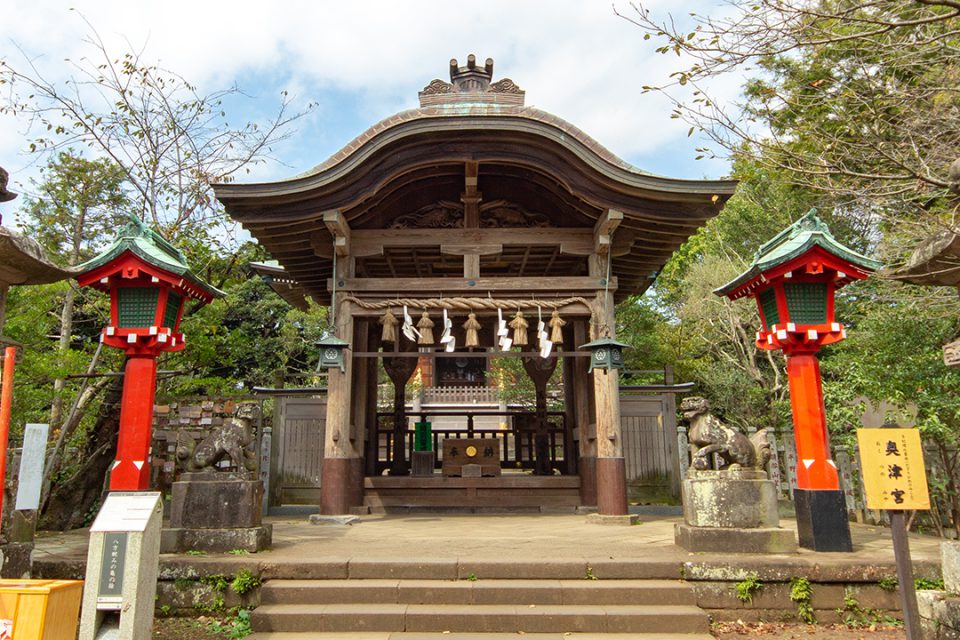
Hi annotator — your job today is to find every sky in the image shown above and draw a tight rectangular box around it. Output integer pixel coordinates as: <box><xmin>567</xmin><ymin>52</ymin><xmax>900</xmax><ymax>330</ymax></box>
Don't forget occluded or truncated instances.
<box><xmin>0</xmin><ymin>1</ymin><xmax>739</xmax><ymax>229</ymax></box>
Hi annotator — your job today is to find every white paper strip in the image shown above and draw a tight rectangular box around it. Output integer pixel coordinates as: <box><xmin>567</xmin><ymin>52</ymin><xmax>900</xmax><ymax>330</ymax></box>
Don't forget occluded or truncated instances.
<box><xmin>540</xmin><ymin>339</ymin><xmax>553</xmax><ymax>359</ymax></box>
<box><xmin>401</xmin><ymin>305</ymin><xmax>420</xmax><ymax>341</ymax></box>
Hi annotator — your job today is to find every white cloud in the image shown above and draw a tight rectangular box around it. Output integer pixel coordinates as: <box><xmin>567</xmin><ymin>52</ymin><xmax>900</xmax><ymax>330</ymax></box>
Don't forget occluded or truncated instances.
<box><xmin>1</xmin><ymin>0</ymin><xmax>740</xmax><ymax>220</ymax></box>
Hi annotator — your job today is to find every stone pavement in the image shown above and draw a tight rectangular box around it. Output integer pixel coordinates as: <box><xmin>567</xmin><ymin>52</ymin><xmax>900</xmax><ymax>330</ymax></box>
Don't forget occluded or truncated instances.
<box><xmin>32</xmin><ymin>511</ymin><xmax>944</xmax><ymax>579</ymax></box>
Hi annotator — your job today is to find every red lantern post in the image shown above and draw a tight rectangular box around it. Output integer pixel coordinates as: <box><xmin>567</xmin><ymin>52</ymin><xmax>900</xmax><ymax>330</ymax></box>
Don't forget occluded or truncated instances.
<box><xmin>77</xmin><ymin>216</ymin><xmax>220</xmax><ymax>491</ymax></box>
<box><xmin>716</xmin><ymin>210</ymin><xmax>880</xmax><ymax>551</ymax></box>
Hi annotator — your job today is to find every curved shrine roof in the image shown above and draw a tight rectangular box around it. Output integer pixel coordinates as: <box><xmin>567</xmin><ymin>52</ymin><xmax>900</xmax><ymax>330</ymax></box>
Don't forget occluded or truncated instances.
<box><xmin>215</xmin><ymin>56</ymin><xmax>738</xmax><ymax>305</ymax></box>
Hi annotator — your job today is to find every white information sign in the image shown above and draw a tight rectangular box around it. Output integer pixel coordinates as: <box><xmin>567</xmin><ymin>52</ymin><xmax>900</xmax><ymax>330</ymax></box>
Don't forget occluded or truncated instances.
<box><xmin>15</xmin><ymin>423</ymin><xmax>49</xmax><ymax>510</ymax></box>
<box><xmin>90</xmin><ymin>492</ymin><xmax>162</xmax><ymax>533</ymax></box>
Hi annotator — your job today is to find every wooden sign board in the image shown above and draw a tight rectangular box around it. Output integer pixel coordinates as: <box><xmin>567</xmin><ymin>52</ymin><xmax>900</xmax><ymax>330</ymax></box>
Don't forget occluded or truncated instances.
<box><xmin>944</xmin><ymin>338</ymin><xmax>960</xmax><ymax>368</ymax></box>
<box><xmin>442</xmin><ymin>438</ymin><xmax>501</xmax><ymax>477</ymax></box>
<box><xmin>857</xmin><ymin>428</ymin><xmax>930</xmax><ymax>510</ymax></box>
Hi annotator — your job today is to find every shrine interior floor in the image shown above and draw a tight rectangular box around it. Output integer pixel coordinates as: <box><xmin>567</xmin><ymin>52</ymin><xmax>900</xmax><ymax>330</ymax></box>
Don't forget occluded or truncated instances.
<box><xmin>32</xmin><ymin>511</ymin><xmax>945</xmax><ymax>579</ymax></box>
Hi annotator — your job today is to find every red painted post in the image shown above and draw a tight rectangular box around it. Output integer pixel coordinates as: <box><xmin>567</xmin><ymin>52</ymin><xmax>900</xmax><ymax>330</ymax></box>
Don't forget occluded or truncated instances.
<box><xmin>785</xmin><ymin>352</ymin><xmax>839</xmax><ymax>491</ymax></box>
<box><xmin>0</xmin><ymin>346</ymin><xmax>16</xmax><ymax>526</ymax></box>
<box><xmin>110</xmin><ymin>355</ymin><xmax>158</xmax><ymax>491</ymax></box>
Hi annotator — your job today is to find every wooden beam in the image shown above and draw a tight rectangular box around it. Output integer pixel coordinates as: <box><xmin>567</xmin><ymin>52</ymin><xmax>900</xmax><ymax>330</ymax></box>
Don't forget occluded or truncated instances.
<box><xmin>323</xmin><ymin>209</ymin><xmax>351</xmax><ymax>257</ymax></box>
<box><xmin>440</xmin><ymin>244</ymin><xmax>503</xmax><ymax>256</ymax></box>
<box><xmin>310</xmin><ymin>230</ymin><xmax>335</xmax><ymax>259</ymax></box>
<box><xmin>330</xmin><ymin>276</ymin><xmax>616</xmax><ymax>294</ymax></box>
<box><xmin>464</xmin><ymin>254</ymin><xmax>480</xmax><ymax>279</ymax></box>
<box><xmin>594</xmin><ymin>209</ymin><xmax>624</xmax><ymax>255</ymax></box>
<box><xmin>611</xmin><ymin>229</ymin><xmax>637</xmax><ymax>257</ymax></box>
<box><xmin>464</xmin><ymin>160</ymin><xmax>479</xmax><ymax>194</ymax></box>
<box><xmin>352</xmin><ymin>228</ymin><xmax>593</xmax><ymax>256</ymax></box>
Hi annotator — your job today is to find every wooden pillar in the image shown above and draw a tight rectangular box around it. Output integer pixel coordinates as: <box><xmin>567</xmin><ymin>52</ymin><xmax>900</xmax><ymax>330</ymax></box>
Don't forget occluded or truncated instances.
<box><xmin>320</xmin><ymin>253</ymin><xmax>360</xmax><ymax>514</ymax></box>
<box><xmin>573</xmin><ymin>319</ymin><xmax>597</xmax><ymax>505</ymax></box>
<box><xmin>561</xmin><ymin>339</ymin><xmax>578</xmax><ymax>476</ymax></box>
<box><xmin>364</xmin><ymin>325</ymin><xmax>381</xmax><ymax>478</ymax></box>
<box><xmin>592</xmin><ymin>286</ymin><xmax>628</xmax><ymax>516</ymax></box>
<box><xmin>348</xmin><ymin>318</ymin><xmax>370</xmax><ymax>508</ymax></box>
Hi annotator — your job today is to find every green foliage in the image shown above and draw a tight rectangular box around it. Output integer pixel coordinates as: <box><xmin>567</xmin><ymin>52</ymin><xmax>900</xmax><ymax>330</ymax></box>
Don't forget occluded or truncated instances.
<box><xmin>789</xmin><ymin>577</ymin><xmax>815</xmax><ymax>624</ymax></box>
<box><xmin>174</xmin><ymin>578</ymin><xmax>194</xmax><ymax>591</ymax></box>
<box><xmin>915</xmin><ymin>577</ymin><xmax>946</xmax><ymax>591</ymax></box>
<box><xmin>585</xmin><ymin>566</ymin><xmax>598</xmax><ymax>581</ymax></box>
<box><xmin>201</xmin><ymin>574</ymin><xmax>230</xmax><ymax>592</ymax></box>
<box><xmin>19</xmin><ymin>151</ymin><xmax>131</xmax><ymax>264</ymax></box>
<box><xmin>195</xmin><ymin>574</ymin><xmax>230</xmax><ymax>612</ymax></box>
<box><xmin>186</xmin><ymin>550</ymin><xmax>207</xmax><ymax>557</ymax></box>
<box><xmin>735</xmin><ymin>574</ymin><xmax>762</xmax><ymax>603</ymax></box>
<box><xmin>4</xmin><ymin>281</ymin><xmax>118</xmax><ymax>442</ymax></box>
<box><xmin>162</xmin><ymin>264</ymin><xmax>327</xmax><ymax>396</ymax></box>
<box><xmin>230</xmin><ymin>569</ymin><xmax>261</xmax><ymax>596</ymax></box>
<box><xmin>615</xmin><ymin>295</ymin><xmax>673</xmax><ymax>378</ymax></box>
<box><xmin>207</xmin><ymin>609</ymin><xmax>252</xmax><ymax>639</ymax></box>
<box><xmin>465</xmin><ymin>573</ymin><xmax>478</xmax><ymax>582</ymax></box>
<box><xmin>836</xmin><ymin>589</ymin><xmax>899</xmax><ymax>628</ymax></box>
<box><xmin>878</xmin><ymin>576</ymin><xmax>898</xmax><ymax>592</ymax></box>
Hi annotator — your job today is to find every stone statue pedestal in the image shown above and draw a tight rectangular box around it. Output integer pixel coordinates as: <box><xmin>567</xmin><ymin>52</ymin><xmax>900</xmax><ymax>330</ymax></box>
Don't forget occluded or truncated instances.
<box><xmin>675</xmin><ymin>468</ymin><xmax>796</xmax><ymax>553</ymax></box>
<box><xmin>161</xmin><ymin>471</ymin><xmax>272</xmax><ymax>553</ymax></box>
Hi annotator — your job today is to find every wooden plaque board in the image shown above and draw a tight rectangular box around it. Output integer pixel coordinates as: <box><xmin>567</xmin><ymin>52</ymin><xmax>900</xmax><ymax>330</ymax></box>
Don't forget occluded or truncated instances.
<box><xmin>442</xmin><ymin>438</ymin><xmax>501</xmax><ymax>477</ymax></box>
<box><xmin>856</xmin><ymin>428</ymin><xmax>930</xmax><ymax>510</ymax></box>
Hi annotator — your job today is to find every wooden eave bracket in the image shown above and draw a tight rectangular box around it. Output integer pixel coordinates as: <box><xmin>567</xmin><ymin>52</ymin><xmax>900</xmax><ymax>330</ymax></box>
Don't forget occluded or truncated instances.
<box><xmin>594</xmin><ymin>209</ymin><xmax>623</xmax><ymax>255</ymax></box>
<box><xmin>323</xmin><ymin>209</ymin><xmax>351</xmax><ymax>257</ymax></box>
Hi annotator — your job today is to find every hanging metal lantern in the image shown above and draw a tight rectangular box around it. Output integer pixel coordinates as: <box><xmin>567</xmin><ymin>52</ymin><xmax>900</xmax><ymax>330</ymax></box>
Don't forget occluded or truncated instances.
<box><xmin>317</xmin><ymin>331</ymin><xmax>350</xmax><ymax>372</ymax></box>
<box><xmin>578</xmin><ymin>336</ymin><xmax>631</xmax><ymax>373</ymax></box>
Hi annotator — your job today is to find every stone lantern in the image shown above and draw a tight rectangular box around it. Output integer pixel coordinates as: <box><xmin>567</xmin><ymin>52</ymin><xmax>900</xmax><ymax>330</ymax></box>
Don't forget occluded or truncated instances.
<box><xmin>716</xmin><ymin>209</ymin><xmax>880</xmax><ymax>551</ymax></box>
<box><xmin>77</xmin><ymin>215</ymin><xmax>220</xmax><ymax>491</ymax></box>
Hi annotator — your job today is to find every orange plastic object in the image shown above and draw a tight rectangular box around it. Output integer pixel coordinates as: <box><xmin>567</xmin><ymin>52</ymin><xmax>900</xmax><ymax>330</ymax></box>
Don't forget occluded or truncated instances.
<box><xmin>0</xmin><ymin>579</ymin><xmax>83</xmax><ymax>640</ymax></box>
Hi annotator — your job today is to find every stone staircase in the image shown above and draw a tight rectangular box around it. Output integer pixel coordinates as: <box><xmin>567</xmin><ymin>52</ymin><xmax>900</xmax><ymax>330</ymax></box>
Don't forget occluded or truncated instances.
<box><xmin>249</xmin><ymin>575</ymin><xmax>711</xmax><ymax>639</ymax></box>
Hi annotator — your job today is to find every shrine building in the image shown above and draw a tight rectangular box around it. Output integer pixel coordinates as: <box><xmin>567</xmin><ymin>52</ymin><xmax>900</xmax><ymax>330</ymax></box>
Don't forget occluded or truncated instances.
<box><xmin>213</xmin><ymin>56</ymin><xmax>736</xmax><ymax>517</ymax></box>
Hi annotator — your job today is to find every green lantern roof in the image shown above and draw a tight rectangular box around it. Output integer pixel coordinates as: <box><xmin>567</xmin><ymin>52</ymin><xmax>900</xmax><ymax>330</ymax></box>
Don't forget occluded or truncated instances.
<box><xmin>317</xmin><ymin>331</ymin><xmax>350</xmax><ymax>349</ymax></box>
<box><xmin>714</xmin><ymin>209</ymin><xmax>881</xmax><ymax>297</ymax></box>
<box><xmin>78</xmin><ymin>214</ymin><xmax>222</xmax><ymax>298</ymax></box>
<box><xmin>578</xmin><ymin>336</ymin><xmax>632</xmax><ymax>351</ymax></box>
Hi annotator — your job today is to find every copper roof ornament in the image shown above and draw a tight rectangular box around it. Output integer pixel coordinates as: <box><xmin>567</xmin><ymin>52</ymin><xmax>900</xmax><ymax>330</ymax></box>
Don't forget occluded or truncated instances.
<box><xmin>418</xmin><ymin>54</ymin><xmax>525</xmax><ymax>107</ymax></box>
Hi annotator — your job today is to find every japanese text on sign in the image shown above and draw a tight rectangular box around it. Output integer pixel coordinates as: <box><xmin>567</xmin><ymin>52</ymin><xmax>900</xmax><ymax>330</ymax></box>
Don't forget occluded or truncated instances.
<box><xmin>857</xmin><ymin>428</ymin><xmax>930</xmax><ymax>510</ymax></box>
<box><xmin>97</xmin><ymin>531</ymin><xmax>127</xmax><ymax>609</ymax></box>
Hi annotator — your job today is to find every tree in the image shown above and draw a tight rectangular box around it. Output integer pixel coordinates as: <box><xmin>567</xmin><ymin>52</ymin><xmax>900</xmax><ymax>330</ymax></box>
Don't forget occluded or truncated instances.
<box><xmin>19</xmin><ymin>151</ymin><xmax>130</xmax><ymax>430</ymax></box>
<box><xmin>0</xmin><ymin>16</ymin><xmax>313</xmax><ymax>527</ymax></box>
<box><xmin>622</xmin><ymin>0</ymin><xmax>960</xmax><ymax>251</ymax></box>
<box><xmin>0</xmin><ymin>14</ymin><xmax>312</xmax><ymax>250</ymax></box>
<box><xmin>161</xmin><ymin>248</ymin><xmax>328</xmax><ymax>397</ymax></box>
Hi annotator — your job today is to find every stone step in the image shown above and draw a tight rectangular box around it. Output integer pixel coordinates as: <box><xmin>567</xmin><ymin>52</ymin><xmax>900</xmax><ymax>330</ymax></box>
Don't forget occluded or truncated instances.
<box><xmin>250</xmin><ymin>603</ymin><xmax>710</xmax><ymax>634</ymax></box>
<box><xmin>249</xmin><ymin>633</ymin><xmax>717</xmax><ymax>640</ymax></box>
<box><xmin>259</xmin><ymin>579</ymin><xmax>696</xmax><ymax>606</ymax></box>
<box><xmin>255</xmin><ymin>559</ymin><xmax>683</xmax><ymax>581</ymax></box>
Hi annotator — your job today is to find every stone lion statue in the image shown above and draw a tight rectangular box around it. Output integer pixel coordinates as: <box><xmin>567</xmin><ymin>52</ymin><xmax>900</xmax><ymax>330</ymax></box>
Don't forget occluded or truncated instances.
<box><xmin>176</xmin><ymin>403</ymin><xmax>259</xmax><ymax>473</ymax></box>
<box><xmin>681</xmin><ymin>396</ymin><xmax>770</xmax><ymax>472</ymax></box>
